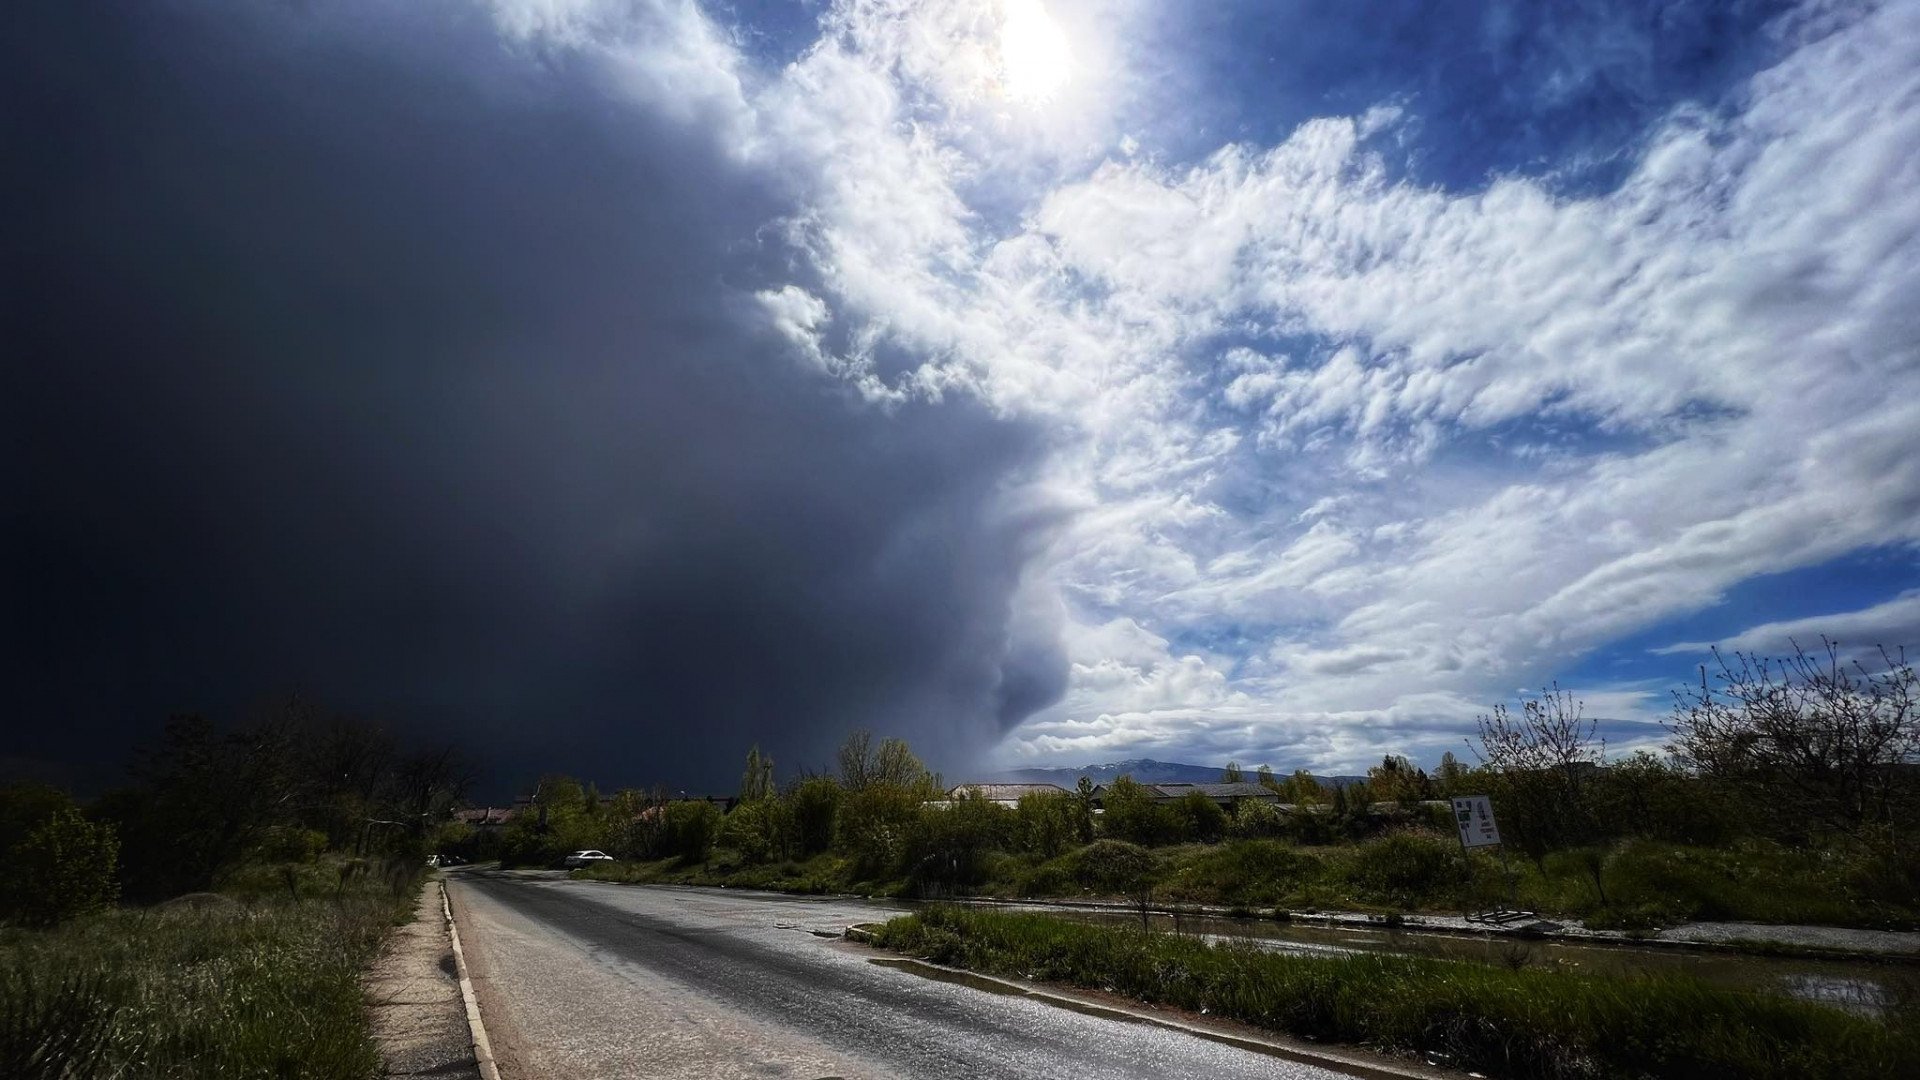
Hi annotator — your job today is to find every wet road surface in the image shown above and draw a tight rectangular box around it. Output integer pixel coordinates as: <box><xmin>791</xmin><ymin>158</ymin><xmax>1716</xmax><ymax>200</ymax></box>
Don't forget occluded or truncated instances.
<box><xmin>446</xmin><ymin>872</ymin><xmax>1389</xmax><ymax>1080</ymax></box>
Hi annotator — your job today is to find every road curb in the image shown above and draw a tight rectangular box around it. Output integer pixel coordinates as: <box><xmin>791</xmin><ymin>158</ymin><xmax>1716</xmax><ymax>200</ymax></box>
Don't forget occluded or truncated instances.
<box><xmin>441</xmin><ymin>879</ymin><xmax>504</xmax><ymax>1080</ymax></box>
<box><xmin>845</xmin><ymin>934</ymin><xmax>1451</xmax><ymax>1080</ymax></box>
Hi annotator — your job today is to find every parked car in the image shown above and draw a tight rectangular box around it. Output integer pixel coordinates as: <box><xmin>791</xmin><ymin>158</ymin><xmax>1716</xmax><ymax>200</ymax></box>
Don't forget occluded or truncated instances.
<box><xmin>562</xmin><ymin>850</ymin><xmax>614</xmax><ymax>867</ymax></box>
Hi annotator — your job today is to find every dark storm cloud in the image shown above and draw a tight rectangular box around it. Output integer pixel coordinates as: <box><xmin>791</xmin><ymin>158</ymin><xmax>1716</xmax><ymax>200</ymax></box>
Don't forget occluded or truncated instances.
<box><xmin>1</xmin><ymin>1</ymin><xmax>1064</xmax><ymax>792</ymax></box>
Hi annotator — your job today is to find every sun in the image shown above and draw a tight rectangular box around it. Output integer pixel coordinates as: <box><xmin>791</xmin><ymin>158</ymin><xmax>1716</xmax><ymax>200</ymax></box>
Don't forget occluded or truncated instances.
<box><xmin>999</xmin><ymin>0</ymin><xmax>1072</xmax><ymax>106</ymax></box>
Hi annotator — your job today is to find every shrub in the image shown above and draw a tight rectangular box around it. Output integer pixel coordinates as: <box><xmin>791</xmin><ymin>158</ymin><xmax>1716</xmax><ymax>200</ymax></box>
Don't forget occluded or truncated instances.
<box><xmin>1073</xmin><ymin>839</ymin><xmax>1156</xmax><ymax>897</ymax></box>
<box><xmin>719</xmin><ymin>799</ymin><xmax>793</xmax><ymax>865</ymax></box>
<box><xmin>253</xmin><ymin>825</ymin><xmax>328</xmax><ymax>864</ymax></box>
<box><xmin>838</xmin><ymin>783</ymin><xmax>923</xmax><ymax>880</ymax></box>
<box><xmin>662</xmin><ymin>800</ymin><xmax>722</xmax><ymax>863</ymax></box>
<box><xmin>1227</xmin><ymin>799</ymin><xmax>1288</xmax><ymax>840</ymax></box>
<box><xmin>1343</xmin><ymin>831</ymin><xmax>1465</xmax><ymax>908</ymax></box>
<box><xmin>4</xmin><ymin>809</ymin><xmax>119</xmax><ymax>926</ymax></box>
<box><xmin>1162</xmin><ymin>840</ymin><xmax>1324</xmax><ymax>907</ymax></box>
<box><xmin>1012</xmin><ymin>791</ymin><xmax>1080</xmax><ymax>858</ymax></box>
<box><xmin>788</xmin><ymin>777</ymin><xmax>842</xmax><ymax>856</ymax></box>
<box><xmin>902</xmin><ymin>795</ymin><xmax>1013</xmax><ymax>892</ymax></box>
<box><xmin>1098</xmin><ymin>777</ymin><xmax>1177</xmax><ymax>846</ymax></box>
<box><xmin>1171</xmin><ymin>792</ymin><xmax>1227</xmax><ymax>843</ymax></box>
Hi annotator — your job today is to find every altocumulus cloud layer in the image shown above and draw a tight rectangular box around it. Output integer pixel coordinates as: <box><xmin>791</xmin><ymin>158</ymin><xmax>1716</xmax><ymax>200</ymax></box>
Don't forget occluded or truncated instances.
<box><xmin>2</xmin><ymin>1</ymin><xmax>1066</xmax><ymax>789</ymax></box>
<box><xmin>5</xmin><ymin>0</ymin><xmax>1919</xmax><ymax>788</ymax></box>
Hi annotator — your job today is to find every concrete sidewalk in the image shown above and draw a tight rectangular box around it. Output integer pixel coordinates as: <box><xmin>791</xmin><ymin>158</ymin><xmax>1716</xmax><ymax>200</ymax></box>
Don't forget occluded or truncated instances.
<box><xmin>366</xmin><ymin>878</ymin><xmax>483</xmax><ymax>1079</ymax></box>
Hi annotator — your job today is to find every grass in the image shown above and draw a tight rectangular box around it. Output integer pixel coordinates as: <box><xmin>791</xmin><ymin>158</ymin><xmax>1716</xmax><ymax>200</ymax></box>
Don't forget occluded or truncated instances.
<box><xmin>0</xmin><ymin>858</ymin><xmax>420</xmax><ymax>1080</ymax></box>
<box><xmin>870</xmin><ymin>906</ymin><xmax>1920</xmax><ymax>1080</ymax></box>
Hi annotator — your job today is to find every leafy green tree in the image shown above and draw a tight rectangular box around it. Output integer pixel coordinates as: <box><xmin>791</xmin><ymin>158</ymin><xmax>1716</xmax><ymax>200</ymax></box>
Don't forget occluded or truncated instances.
<box><xmin>1073</xmin><ymin>776</ymin><xmax>1096</xmax><ymax>843</ymax></box>
<box><xmin>788</xmin><ymin>776</ymin><xmax>842</xmax><ymax>855</ymax></box>
<box><xmin>1172</xmin><ymin>791</ymin><xmax>1226</xmax><ymax>842</ymax></box>
<box><xmin>1255</xmin><ymin>764</ymin><xmax>1277</xmax><ymax>790</ymax></box>
<box><xmin>662</xmin><ymin>800</ymin><xmax>721</xmax><ymax>862</ymax></box>
<box><xmin>904</xmin><ymin>792</ymin><xmax>1012</xmax><ymax>890</ymax></box>
<box><xmin>1220</xmin><ymin>761</ymin><xmax>1244</xmax><ymax>783</ymax></box>
<box><xmin>1594</xmin><ymin>751</ymin><xmax>1735</xmax><ymax>846</ymax></box>
<box><xmin>1013</xmin><ymin>790</ymin><xmax>1079</xmax><ymax>858</ymax></box>
<box><xmin>838</xmin><ymin>731</ymin><xmax>936</xmax><ymax>793</ymax></box>
<box><xmin>1367</xmin><ymin>755</ymin><xmax>1433</xmax><ymax>806</ymax></box>
<box><xmin>1098</xmin><ymin>776</ymin><xmax>1171</xmax><ymax>846</ymax></box>
<box><xmin>0</xmin><ymin>783</ymin><xmax>74</xmax><ymax>858</ymax></box>
<box><xmin>739</xmin><ymin>745</ymin><xmax>775</xmax><ymax>802</ymax></box>
<box><xmin>1432</xmin><ymin>751</ymin><xmax>1470</xmax><ymax>797</ymax></box>
<box><xmin>105</xmin><ymin>714</ymin><xmax>295</xmax><ymax>899</ymax></box>
<box><xmin>719</xmin><ymin>797</ymin><xmax>793</xmax><ymax>864</ymax></box>
<box><xmin>838</xmin><ymin>782</ymin><xmax>924</xmax><ymax>879</ymax></box>
<box><xmin>1228</xmin><ymin>799</ymin><xmax>1288</xmax><ymax>840</ymax></box>
<box><xmin>1275</xmin><ymin>769</ymin><xmax>1328</xmax><ymax>805</ymax></box>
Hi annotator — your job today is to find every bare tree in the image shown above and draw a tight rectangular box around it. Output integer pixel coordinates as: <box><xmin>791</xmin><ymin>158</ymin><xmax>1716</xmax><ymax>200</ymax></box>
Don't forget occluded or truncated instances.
<box><xmin>1472</xmin><ymin>684</ymin><xmax>1606</xmax><ymax>873</ymax></box>
<box><xmin>838</xmin><ymin>730</ymin><xmax>874</xmax><ymax>791</ymax></box>
<box><xmin>1668</xmin><ymin>640</ymin><xmax>1918</xmax><ymax>842</ymax></box>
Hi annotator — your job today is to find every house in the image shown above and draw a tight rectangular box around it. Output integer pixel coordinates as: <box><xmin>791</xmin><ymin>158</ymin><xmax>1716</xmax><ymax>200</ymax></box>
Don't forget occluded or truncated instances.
<box><xmin>451</xmin><ymin>806</ymin><xmax>522</xmax><ymax>831</ymax></box>
<box><xmin>1088</xmin><ymin>781</ymin><xmax>1281</xmax><ymax>810</ymax></box>
<box><xmin>945</xmin><ymin>782</ymin><xmax>1071</xmax><ymax>808</ymax></box>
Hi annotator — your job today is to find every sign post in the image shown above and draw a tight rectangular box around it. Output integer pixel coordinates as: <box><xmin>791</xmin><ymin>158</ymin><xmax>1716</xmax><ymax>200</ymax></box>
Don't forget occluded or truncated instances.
<box><xmin>1452</xmin><ymin>795</ymin><xmax>1531</xmax><ymax>924</ymax></box>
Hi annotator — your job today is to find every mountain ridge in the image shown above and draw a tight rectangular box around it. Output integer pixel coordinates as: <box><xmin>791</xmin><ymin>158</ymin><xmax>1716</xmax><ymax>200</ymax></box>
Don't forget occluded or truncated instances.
<box><xmin>985</xmin><ymin>758</ymin><xmax>1367</xmax><ymax>788</ymax></box>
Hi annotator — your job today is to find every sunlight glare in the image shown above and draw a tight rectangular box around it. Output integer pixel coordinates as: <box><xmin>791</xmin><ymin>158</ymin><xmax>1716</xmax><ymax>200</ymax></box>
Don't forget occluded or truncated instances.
<box><xmin>1000</xmin><ymin>0</ymin><xmax>1072</xmax><ymax>106</ymax></box>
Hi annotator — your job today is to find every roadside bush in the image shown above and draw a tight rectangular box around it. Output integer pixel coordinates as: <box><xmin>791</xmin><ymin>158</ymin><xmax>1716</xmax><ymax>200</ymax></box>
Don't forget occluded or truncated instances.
<box><xmin>662</xmin><ymin>800</ymin><xmax>722</xmax><ymax>864</ymax></box>
<box><xmin>253</xmin><ymin>825</ymin><xmax>328</xmax><ymax>864</ymax></box>
<box><xmin>1072</xmin><ymin>839</ymin><xmax>1157</xmax><ymax>898</ymax></box>
<box><xmin>719</xmin><ymin>798</ymin><xmax>794</xmax><ymax>865</ymax></box>
<box><xmin>1227</xmin><ymin>800</ymin><xmax>1288</xmax><ymax>840</ymax></box>
<box><xmin>1098</xmin><ymin>777</ymin><xmax>1178</xmax><ymax>846</ymax></box>
<box><xmin>838</xmin><ymin>783</ymin><xmax>922</xmax><ymax>880</ymax></box>
<box><xmin>788</xmin><ymin>777</ymin><xmax>842</xmax><ymax>856</ymax></box>
<box><xmin>903</xmin><ymin>795</ymin><xmax>1013</xmax><ymax>892</ymax></box>
<box><xmin>1343</xmin><ymin>831</ymin><xmax>1465</xmax><ymax>909</ymax></box>
<box><xmin>1171</xmin><ymin>792</ymin><xmax>1228</xmax><ymax>843</ymax></box>
<box><xmin>1598</xmin><ymin>839</ymin><xmax>1867</xmax><ymax>926</ymax></box>
<box><xmin>1012</xmin><ymin>791</ymin><xmax>1080</xmax><ymax>858</ymax></box>
<box><xmin>1014</xmin><ymin>859</ymin><xmax>1077</xmax><ymax>898</ymax></box>
<box><xmin>1162</xmin><ymin>840</ymin><xmax>1324</xmax><ymax>907</ymax></box>
<box><xmin>1283</xmin><ymin>806</ymin><xmax>1336</xmax><ymax>845</ymax></box>
<box><xmin>3</xmin><ymin>809</ymin><xmax>119</xmax><ymax>927</ymax></box>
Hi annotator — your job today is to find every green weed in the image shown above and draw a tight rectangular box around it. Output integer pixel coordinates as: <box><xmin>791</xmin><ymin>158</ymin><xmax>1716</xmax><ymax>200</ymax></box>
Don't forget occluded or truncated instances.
<box><xmin>871</xmin><ymin>907</ymin><xmax>1920</xmax><ymax>1080</ymax></box>
<box><xmin>0</xmin><ymin>865</ymin><xmax>416</xmax><ymax>1079</ymax></box>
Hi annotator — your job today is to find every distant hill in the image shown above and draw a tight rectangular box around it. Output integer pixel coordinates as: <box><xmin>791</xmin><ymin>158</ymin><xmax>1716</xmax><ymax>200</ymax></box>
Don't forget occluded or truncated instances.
<box><xmin>987</xmin><ymin>758</ymin><xmax>1367</xmax><ymax>788</ymax></box>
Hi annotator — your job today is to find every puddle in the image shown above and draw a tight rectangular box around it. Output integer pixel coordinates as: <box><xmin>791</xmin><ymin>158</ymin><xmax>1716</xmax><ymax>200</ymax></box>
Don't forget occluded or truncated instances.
<box><xmin>1778</xmin><ymin>973</ymin><xmax>1896</xmax><ymax>1016</ymax></box>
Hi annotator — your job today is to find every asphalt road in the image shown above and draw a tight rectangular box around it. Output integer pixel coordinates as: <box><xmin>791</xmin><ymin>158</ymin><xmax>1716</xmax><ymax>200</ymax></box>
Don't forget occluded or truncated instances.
<box><xmin>445</xmin><ymin>872</ymin><xmax>1391</xmax><ymax>1080</ymax></box>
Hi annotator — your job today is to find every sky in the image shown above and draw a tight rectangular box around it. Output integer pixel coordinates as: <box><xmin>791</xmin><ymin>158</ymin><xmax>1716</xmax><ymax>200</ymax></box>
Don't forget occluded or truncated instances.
<box><xmin>4</xmin><ymin>0</ymin><xmax>1917</xmax><ymax>793</ymax></box>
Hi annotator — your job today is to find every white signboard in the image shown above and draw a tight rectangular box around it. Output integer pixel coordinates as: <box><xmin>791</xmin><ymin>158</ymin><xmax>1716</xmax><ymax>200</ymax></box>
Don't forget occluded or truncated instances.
<box><xmin>1452</xmin><ymin>796</ymin><xmax>1502</xmax><ymax>848</ymax></box>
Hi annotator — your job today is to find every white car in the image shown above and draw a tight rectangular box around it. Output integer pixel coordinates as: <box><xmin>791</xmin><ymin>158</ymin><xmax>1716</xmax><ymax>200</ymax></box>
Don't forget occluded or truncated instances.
<box><xmin>563</xmin><ymin>850</ymin><xmax>614</xmax><ymax>867</ymax></box>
